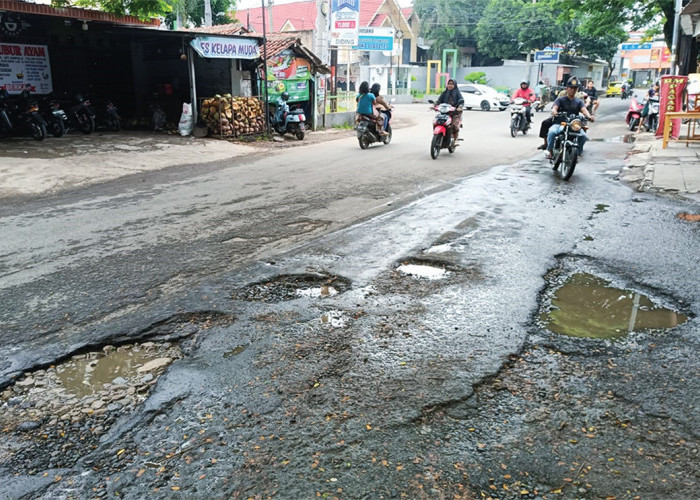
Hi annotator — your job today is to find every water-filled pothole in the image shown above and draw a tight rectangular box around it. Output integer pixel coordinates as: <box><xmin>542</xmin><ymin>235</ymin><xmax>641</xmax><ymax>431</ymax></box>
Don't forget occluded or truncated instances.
<box><xmin>590</xmin><ymin>135</ymin><xmax>636</xmax><ymax>143</ymax></box>
<box><xmin>320</xmin><ymin>310</ymin><xmax>348</xmax><ymax>327</ymax></box>
<box><xmin>541</xmin><ymin>273</ymin><xmax>688</xmax><ymax>339</ymax></box>
<box><xmin>397</xmin><ymin>263</ymin><xmax>449</xmax><ymax>280</ymax></box>
<box><xmin>233</xmin><ymin>273</ymin><xmax>352</xmax><ymax>302</ymax></box>
<box><xmin>223</xmin><ymin>344</ymin><xmax>249</xmax><ymax>358</ymax></box>
<box><xmin>56</xmin><ymin>344</ymin><xmax>180</xmax><ymax>397</ymax></box>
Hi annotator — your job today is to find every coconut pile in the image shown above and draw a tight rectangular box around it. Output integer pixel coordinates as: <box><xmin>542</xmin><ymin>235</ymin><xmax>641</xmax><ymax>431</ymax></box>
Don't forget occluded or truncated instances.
<box><xmin>200</xmin><ymin>94</ymin><xmax>265</xmax><ymax>137</ymax></box>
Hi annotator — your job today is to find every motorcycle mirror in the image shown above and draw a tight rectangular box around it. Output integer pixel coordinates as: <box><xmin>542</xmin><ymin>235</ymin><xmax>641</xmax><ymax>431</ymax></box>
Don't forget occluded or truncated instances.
<box><xmin>428</xmin><ymin>99</ymin><xmax>435</xmax><ymax>104</ymax></box>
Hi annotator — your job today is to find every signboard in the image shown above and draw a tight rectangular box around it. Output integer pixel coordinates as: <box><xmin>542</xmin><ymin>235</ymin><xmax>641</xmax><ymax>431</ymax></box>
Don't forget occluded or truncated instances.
<box><xmin>621</xmin><ymin>43</ymin><xmax>652</xmax><ymax>50</ymax></box>
<box><xmin>355</xmin><ymin>27</ymin><xmax>394</xmax><ymax>51</ymax></box>
<box><xmin>330</xmin><ymin>0</ymin><xmax>360</xmax><ymax>47</ymax></box>
<box><xmin>190</xmin><ymin>36</ymin><xmax>259</xmax><ymax>59</ymax></box>
<box><xmin>534</xmin><ymin>50</ymin><xmax>560</xmax><ymax>64</ymax></box>
<box><xmin>657</xmin><ymin>75</ymin><xmax>687</xmax><ymax>139</ymax></box>
<box><xmin>0</xmin><ymin>43</ymin><xmax>52</xmax><ymax>94</ymax></box>
<box><xmin>267</xmin><ymin>78</ymin><xmax>309</xmax><ymax>102</ymax></box>
<box><xmin>268</xmin><ymin>50</ymin><xmax>311</xmax><ymax>80</ymax></box>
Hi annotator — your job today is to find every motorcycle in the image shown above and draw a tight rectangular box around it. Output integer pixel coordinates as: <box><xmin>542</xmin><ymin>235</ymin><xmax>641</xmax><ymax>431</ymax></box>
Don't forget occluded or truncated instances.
<box><xmin>621</xmin><ymin>86</ymin><xmax>632</xmax><ymax>100</ymax></box>
<box><xmin>509</xmin><ymin>97</ymin><xmax>531</xmax><ymax>137</ymax></box>
<box><xmin>39</xmin><ymin>93</ymin><xmax>69</xmax><ymax>137</ymax></box>
<box><xmin>428</xmin><ymin>98</ymin><xmax>463</xmax><ymax>159</ymax></box>
<box><xmin>0</xmin><ymin>88</ymin><xmax>47</xmax><ymax>140</ymax></box>
<box><xmin>641</xmin><ymin>96</ymin><xmax>660</xmax><ymax>133</ymax></box>
<box><xmin>270</xmin><ymin>100</ymin><xmax>306</xmax><ymax>140</ymax></box>
<box><xmin>58</xmin><ymin>93</ymin><xmax>95</xmax><ymax>134</ymax></box>
<box><xmin>356</xmin><ymin>102</ymin><xmax>393</xmax><ymax>149</ymax></box>
<box><xmin>625</xmin><ymin>96</ymin><xmax>644</xmax><ymax>131</ymax></box>
<box><xmin>549</xmin><ymin>113</ymin><xmax>588</xmax><ymax>181</ymax></box>
<box><xmin>87</xmin><ymin>97</ymin><xmax>122</xmax><ymax>131</ymax></box>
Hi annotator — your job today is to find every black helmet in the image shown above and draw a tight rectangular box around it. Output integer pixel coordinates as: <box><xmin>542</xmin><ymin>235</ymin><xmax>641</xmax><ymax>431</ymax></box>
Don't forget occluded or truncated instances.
<box><xmin>281</xmin><ymin>91</ymin><xmax>289</xmax><ymax>101</ymax></box>
<box><xmin>566</xmin><ymin>76</ymin><xmax>580</xmax><ymax>88</ymax></box>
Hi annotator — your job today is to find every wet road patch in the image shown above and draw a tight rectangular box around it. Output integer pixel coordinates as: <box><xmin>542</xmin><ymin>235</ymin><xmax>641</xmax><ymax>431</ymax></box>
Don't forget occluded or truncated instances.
<box><xmin>396</xmin><ymin>262</ymin><xmax>449</xmax><ymax>280</ymax></box>
<box><xmin>0</xmin><ymin>342</ymin><xmax>180</xmax><ymax>472</ymax></box>
<box><xmin>232</xmin><ymin>273</ymin><xmax>352</xmax><ymax>302</ymax></box>
<box><xmin>540</xmin><ymin>272</ymin><xmax>688</xmax><ymax>339</ymax></box>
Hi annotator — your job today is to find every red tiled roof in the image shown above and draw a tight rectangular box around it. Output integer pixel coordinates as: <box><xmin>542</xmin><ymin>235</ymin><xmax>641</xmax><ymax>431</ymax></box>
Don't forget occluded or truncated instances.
<box><xmin>369</xmin><ymin>13</ymin><xmax>387</xmax><ymax>27</ymax></box>
<box><xmin>235</xmin><ymin>2</ymin><xmax>317</xmax><ymax>33</ymax></box>
<box><xmin>0</xmin><ymin>0</ymin><xmax>160</xmax><ymax>26</ymax></box>
<box><xmin>359</xmin><ymin>0</ymin><xmax>384</xmax><ymax>27</ymax></box>
<box><xmin>402</xmin><ymin>7</ymin><xmax>413</xmax><ymax>20</ymax></box>
<box><xmin>183</xmin><ymin>23</ymin><xmax>252</xmax><ymax>36</ymax></box>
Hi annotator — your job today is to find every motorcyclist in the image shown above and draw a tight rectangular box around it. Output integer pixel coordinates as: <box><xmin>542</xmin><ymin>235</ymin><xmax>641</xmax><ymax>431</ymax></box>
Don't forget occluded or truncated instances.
<box><xmin>585</xmin><ymin>80</ymin><xmax>600</xmax><ymax>115</ymax></box>
<box><xmin>370</xmin><ymin>83</ymin><xmax>391</xmax><ymax>133</ymax></box>
<box><xmin>545</xmin><ymin>76</ymin><xmax>595</xmax><ymax>159</ymax></box>
<box><xmin>436</xmin><ymin>78</ymin><xmax>464</xmax><ymax>143</ymax></box>
<box><xmin>639</xmin><ymin>82</ymin><xmax>660</xmax><ymax>131</ymax></box>
<box><xmin>356</xmin><ymin>81</ymin><xmax>387</xmax><ymax>136</ymax></box>
<box><xmin>512</xmin><ymin>80</ymin><xmax>535</xmax><ymax>123</ymax></box>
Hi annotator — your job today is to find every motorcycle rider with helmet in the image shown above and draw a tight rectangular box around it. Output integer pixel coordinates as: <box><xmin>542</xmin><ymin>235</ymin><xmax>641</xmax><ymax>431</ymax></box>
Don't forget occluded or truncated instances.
<box><xmin>275</xmin><ymin>91</ymin><xmax>290</xmax><ymax>124</ymax></box>
<box><xmin>512</xmin><ymin>80</ymin><xmax>536</xmax><ymax>123</ymax></box>
<box><xmin>544</xmin><ymin>76</ymin><xmax>595</xmax><ymax>159</ymax></box>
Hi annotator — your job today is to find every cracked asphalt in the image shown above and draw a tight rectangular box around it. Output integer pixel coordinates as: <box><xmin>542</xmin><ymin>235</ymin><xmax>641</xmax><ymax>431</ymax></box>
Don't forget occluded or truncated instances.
<box><xmin>0</xmin><ymin>102</ymin><xmax>698</xmax><ymax>499</ymax></box>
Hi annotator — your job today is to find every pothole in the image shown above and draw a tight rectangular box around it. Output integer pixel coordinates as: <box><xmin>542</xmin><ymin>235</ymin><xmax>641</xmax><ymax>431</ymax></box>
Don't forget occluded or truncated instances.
<box><xmin>590</xmin><ymin>135</ymin><xmax>637</xmax><ymax>143</ymax></box>
<box><xmin>677</xmin><ymin>212</ymin><xmax>700</xmax><ymax>222</ymax></box>
<box><xmin>540</xmin><ymin>273</ymin><xmax>688</xmax><ymax>339</ymax></box>
<box><xmin>223</xmin><ymin>344</ymin><xmax>249</xmax><ymax>358</ymax></box>
<box><xmin>0</xmin><ymin>341</ymin><xmax>181</xmax><ymax>472</ymax></box>
<box><xmin>232</xmin><ymin>273</ymin><xmax>352</xmax><ymax>302</ymax></box>
<box><xmin>320</xmin><ymin>310</ymin><xmax>348</xmax><ymax>328</ymax></box>
<box><xmin>396</xmin><ymin>263</ymin><xmax>449</xmax><ymax>280</ymax></box>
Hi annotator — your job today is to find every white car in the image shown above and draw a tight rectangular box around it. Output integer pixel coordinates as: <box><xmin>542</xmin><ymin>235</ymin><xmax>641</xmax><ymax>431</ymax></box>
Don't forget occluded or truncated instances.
<box><xmin>457</xmin><ymin>83</ymin><xmax>510</xmax><ymax>111</ymax></box>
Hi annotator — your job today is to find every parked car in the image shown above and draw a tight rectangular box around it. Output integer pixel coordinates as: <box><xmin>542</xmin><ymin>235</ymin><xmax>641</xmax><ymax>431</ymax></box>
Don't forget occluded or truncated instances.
<box><xmin>606</xmin><ymin>81</ymin><xmax>623</xmax><ymax>97</ymax></box>
<box><xmin>457</xmin><ymin>83</ymin><xmax>510</xmax><ymax>111</ymax></box>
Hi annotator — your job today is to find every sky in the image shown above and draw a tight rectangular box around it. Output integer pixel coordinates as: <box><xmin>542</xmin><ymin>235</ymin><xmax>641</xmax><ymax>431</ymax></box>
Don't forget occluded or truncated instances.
<box><xmin>236</xmin><ymin>0</ymin><xmax>412</xmax><ymax>9</ymax></box>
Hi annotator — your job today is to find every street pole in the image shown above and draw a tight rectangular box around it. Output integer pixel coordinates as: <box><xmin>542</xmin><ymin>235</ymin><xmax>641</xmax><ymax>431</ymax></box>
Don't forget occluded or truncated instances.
<box><xmin>670</xmin><ymin>0</ymin><xmax>682</xmax><ymax>74</ymax></box>
<box><xmin>261</xmin><ymin>0</ymin><xmax>270</xmax><ymax>134</ymax></box>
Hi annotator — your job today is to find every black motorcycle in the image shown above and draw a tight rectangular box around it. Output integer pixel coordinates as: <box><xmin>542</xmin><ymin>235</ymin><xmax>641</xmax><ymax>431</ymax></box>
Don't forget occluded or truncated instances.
<box><xmin>87</xmin><ymin>97</ymin><xmax>122</xmax><ymax>131</ymax></box>
<box><xmin>356</xmin><ymin>105</ymin><xmax>393</xmax><ymax>149</ymax></box>
<box><xmin>58</xmin><ymin>93</ymin><xmax>95</xmax><ymax>134</ymax></box>
<box><xmin>0</xmin><ymin>88</ymin><xmax>47</xmax><ymax>140</ymax></box>
<box><xmin>40</xmin><ymin>93</ymin><xmax>69</xmax><ymax>137</ymax></box>
<box><xmin>549</xmin><ymin>113</ymin><xmax>588</xmax><ymax>181</ymax></box>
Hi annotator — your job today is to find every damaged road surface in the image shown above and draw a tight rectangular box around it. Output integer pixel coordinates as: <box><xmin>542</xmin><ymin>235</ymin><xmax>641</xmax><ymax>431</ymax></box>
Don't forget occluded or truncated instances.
<box><xmin>1</xmin><ymin>109</ymin><xmax>699</xmax><ymax>498</ymax></box>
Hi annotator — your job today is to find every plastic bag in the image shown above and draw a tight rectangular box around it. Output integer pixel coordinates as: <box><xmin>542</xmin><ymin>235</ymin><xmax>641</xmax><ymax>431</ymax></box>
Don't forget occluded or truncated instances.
<box><xmin>178</xmin><ymin>102</ymin><xmax>193</xmax><ymax>136</ymax></box>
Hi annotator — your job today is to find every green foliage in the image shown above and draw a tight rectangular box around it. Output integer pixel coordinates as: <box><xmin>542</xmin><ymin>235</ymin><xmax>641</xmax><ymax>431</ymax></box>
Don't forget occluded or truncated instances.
<box><xmin>165</xmin><ymin>0</ymin><xmax>236</xmax><ymax>28</ymax></box>
<box><xmin>464</xmin><ymin>71</ymin><xmax>487</xmax><ymax>84</ymax></box>
<box><xmin>53</xmin><ymin>0</ymin><xmax>171</xmax><ymax>19</ymax></box>
<box><xmin>413</xmin><ymin>0</ymin><xmax>489</xmax><ymax>57</ymax></box>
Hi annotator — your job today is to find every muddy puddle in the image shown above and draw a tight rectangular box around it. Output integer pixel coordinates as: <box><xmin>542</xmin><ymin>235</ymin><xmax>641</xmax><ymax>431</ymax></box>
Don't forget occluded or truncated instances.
<box><xmin>541</xmin><ymin>273</ymin><xmax>688</xmax><ymax>339</ymax></box>
<box><xmin>590</xmin><ymin>135</ymin><xmax>637</xmax><ymax>143</ymax></box>
<box><xmin>233</xmin><ymin>273</ymin><xmax>351</xmax><ymax>302</ymax></box>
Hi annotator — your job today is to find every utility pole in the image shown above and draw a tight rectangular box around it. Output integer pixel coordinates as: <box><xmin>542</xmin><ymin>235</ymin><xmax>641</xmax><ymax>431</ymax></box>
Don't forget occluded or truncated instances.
<box><xmin>261</xmin><ymin>0</ymin><xmax>270</xmax><ymax>134</ymax></box>
<box><xmin>670</xmin><ymin>0</ymin><xmax>683</xmax><ymax>74</ymax></box>
<box><xmin>204</xmin><ymin>0</ymin><xmax>212</xmax><ymax>27</ymax></box>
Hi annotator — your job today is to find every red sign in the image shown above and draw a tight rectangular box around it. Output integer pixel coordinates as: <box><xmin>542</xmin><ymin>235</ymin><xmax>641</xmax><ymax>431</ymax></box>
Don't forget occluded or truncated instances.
<box><xmin>657</xmin><ymin>75</ymin><xmax>687</xmax><ymax>138</ymax></box>
<box><xmin>335</xmin><ymin>21</ymin><xmax>356</xmax><ymax>29</ymax></box>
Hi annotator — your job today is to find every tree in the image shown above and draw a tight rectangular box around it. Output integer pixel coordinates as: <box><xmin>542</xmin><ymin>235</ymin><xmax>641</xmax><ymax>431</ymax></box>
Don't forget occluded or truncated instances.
<box><xmin>413</xmin><ymin>0</ymin><xmax>489</xmax><ymax>56</ymax></box>
<box><xmin>165</xmin><ymin>0</ymin><xmax>236</xmax><ymax>28</ymax></box>
<box><xmin>51</xmin><ymin>0</ymin><xmax>171</xmax><ymax>19</ymax></box>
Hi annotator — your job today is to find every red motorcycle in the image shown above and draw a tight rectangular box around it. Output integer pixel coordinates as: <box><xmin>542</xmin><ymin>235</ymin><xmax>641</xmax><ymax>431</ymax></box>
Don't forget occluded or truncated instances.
<box><xmin>625</xmin><ymin>96</ymin><xmax>644</xmax><ymax>131</ymax></box>
<box><xmin>428</xmin><ymin>98</ymin><xmax>463</xmax><ymax>159</ymax></box>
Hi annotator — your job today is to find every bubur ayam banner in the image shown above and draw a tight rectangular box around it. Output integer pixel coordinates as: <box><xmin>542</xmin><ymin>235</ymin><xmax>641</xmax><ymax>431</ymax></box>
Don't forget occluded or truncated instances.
<box><xmin>0</xmin><ymin>43</ymin><xmax>53</xmax><ymax>94</ymax></box>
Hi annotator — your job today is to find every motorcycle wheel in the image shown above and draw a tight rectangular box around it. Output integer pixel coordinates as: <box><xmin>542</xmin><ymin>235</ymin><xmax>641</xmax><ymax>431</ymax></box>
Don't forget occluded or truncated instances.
<box><xmin>108</xmin><ymin>117</ymin><xmax>121</xmax><ymax>132</ymax></box>
<box><xmin>560</xmin><ymin>146</ymin><xmax>578</xmax><ymax>181</ymax></box>
<box><xmin>358</xmin><ymin>133</ymin><xmax>371</xmax><ymax>150</ymax></box>
<box><xmin>430</xmin><ymin>135</ymin><xmax>442</xmax><ymax>159</ymax></box>
<box><xmin>522</xmin><ymin>123</ymin><xmax>528</xmax><ymax>135</ymax></box>
<box><xmin>49</xmin><ymin>119</ymin><xmax>66</xmax><ymax>138</ymax></box>
<box><xmin>30</xmin><ymin>119</ymin><xmax>47</xmax><ymax>141</ymax></box>
<box><xmin>382</xmin><ymin>126</ymin><xmax>392</xmax><ymax>145</ymax></box>
<box><xmin>629</xmin><ymin>117</ymin><xmax>639</xmax><ymax>131</ymax></box>
<box><xmin>77</xmin><ymin>111</ymin><xmax>94</xmax><ymax>134</ymax></box>
<box><xmin>510</xmin><ymin>117</ymin><xmax>518</xmax><ymax>137</ymax></box>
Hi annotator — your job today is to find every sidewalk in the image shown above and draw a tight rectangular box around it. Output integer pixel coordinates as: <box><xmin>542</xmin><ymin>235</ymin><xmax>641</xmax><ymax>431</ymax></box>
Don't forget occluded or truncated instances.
<box><xmin>622</xmin><ymin>133</ymin><xmax>700</xmax><ymax>201</ymax></box>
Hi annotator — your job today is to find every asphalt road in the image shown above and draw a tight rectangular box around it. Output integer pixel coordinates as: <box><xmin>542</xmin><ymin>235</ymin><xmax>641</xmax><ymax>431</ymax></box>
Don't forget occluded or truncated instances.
<box><xmin>3</xmin><ymin>97</ymin><xmax>698</xmax><ymax>499</ymax></box>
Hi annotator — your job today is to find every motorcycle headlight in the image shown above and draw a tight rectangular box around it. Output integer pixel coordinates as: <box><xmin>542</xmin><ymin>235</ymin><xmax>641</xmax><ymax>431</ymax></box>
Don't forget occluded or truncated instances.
<box><xmin>570</xmin><ymin>120</ymin><xmax>582</xmax><ymax>132</ymax></box>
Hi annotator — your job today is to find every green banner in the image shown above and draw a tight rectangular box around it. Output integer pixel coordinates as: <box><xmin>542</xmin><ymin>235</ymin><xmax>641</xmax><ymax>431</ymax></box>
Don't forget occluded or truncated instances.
<box><xmin>267</xmin><ymin>78</ymin><xmax>309</xmax><ymax>103</ymax></box>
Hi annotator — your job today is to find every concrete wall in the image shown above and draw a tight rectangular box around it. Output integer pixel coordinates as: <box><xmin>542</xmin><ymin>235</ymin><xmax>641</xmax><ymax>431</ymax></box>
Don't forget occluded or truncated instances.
<box><xmin>320</xmin><ymin>111</ymin><xmax>355</xmax><ymax>129</ymax></box>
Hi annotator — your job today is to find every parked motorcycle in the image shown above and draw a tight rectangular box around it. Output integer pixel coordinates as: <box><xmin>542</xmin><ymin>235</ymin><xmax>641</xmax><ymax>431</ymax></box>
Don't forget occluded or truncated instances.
<box><xmin>0</xmin><ymin>88</ymin><xmax>47</xmax><ymax>140</ymax></box>
<box><xmin>509</xmin><ymin>97</ymin><xmax>531</xmax><ymax>137</ymax></box>
<box><xmin>39</xmin><ymin>93</ymin><xmax>69</xmax><ymax>137</ymax></box>
<box><xmin>549</xmin><ymin>113</ymin><xmax>588</xmax><ymax>181</ymax></box>
<box><xmin>625</xmin><ymin>96</ymin><xmax>644</xmax><ymax>131</ymax></box>
<box><xmin>58</xmin><ymin>93</ymin><xmax>95</xmax><ymax>134</ymax></box>
<box><xmin>356</xmin><ymin>103</ymin><xmax>393</xmax><ymax>149</ymax></box>
<box><xmin>428</xmin><ymin>99</ymin><xmax>463</xmax><ymax>159</ymax></box>
<box><xmin>270</xmin><ymin>96</ymin><xmax>306</xmax><ymax>140</ymax></box>
<box><xmin>87</xmin><ymin>97</ymin><xmax>122</xmax><ymax>131</ymax></box>
<box><xmin>641</xmin><ymin>96</ymin><xmax>660</xmax><ymax>133</ymax></box>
